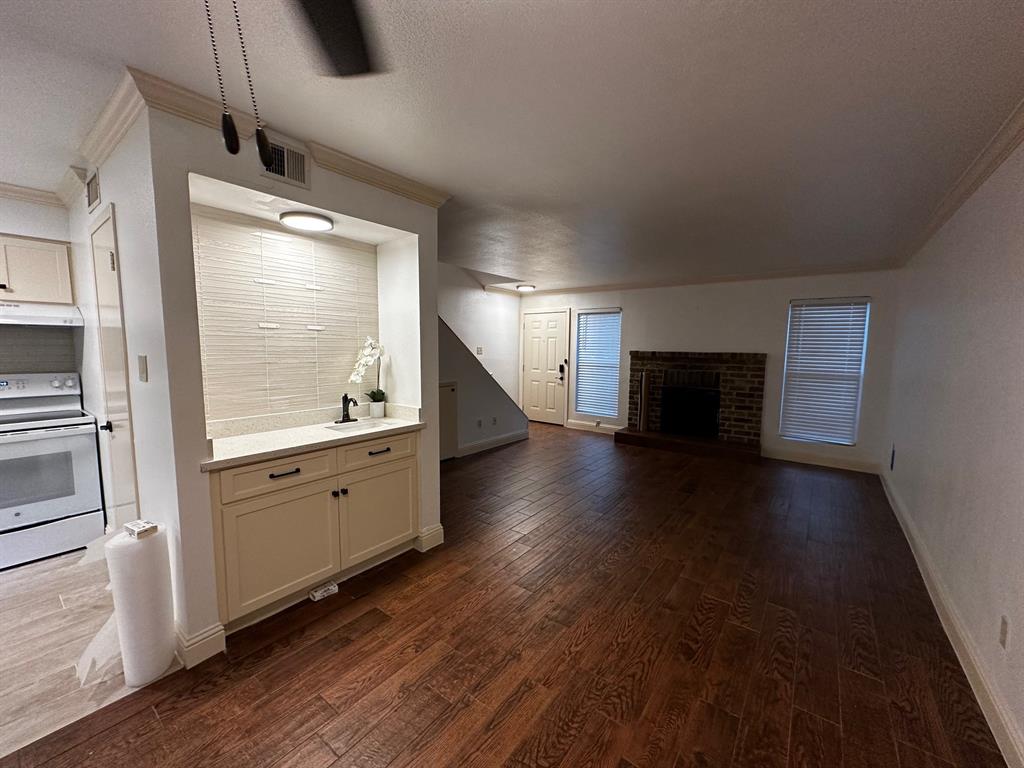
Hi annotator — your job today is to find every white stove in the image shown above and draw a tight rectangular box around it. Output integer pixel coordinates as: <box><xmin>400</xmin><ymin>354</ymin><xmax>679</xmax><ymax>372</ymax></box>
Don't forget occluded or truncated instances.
<box><xmin>0</xmin><ymin>373</ymin><xmax>105</xmax><ymax>569</ymax></box>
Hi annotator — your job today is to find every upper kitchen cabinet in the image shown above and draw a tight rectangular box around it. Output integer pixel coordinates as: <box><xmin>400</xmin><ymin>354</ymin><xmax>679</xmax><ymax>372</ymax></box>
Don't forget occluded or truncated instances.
<box><xmin>0</xmin><ymin>235</ymin><xmax>73</xmax><ymax>304</ymax></box>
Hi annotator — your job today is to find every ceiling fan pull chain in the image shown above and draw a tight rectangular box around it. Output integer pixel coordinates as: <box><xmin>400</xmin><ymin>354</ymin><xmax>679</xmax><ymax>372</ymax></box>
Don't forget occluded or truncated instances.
<box><xmin>231</xmin><ymin>0</ymin><xmax>274</xmax><ymax>170</ymax></box>
<box><xmin>203</xmin><ymin>0</ymin><xmax>240</xmax><ymax>154</ymax></box>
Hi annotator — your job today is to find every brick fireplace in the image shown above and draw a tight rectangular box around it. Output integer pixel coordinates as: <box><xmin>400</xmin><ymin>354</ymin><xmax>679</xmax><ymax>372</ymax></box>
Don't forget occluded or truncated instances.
<box><xmin>626</xmin><ymin>351</ymin><xmax>767</xmax><ymax>449</ymax></box>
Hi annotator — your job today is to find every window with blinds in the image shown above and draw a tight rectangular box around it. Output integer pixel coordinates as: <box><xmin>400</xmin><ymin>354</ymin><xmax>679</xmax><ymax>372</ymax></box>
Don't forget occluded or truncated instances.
<box><xmin>779</xmin><ymin>298</ymin><xmax>870</xmax><ymax>445</ymax></box>
<box><xmin>575</xmin><ymin>310</ymin><xmax>622</xmax><ymax>418</ymax></box>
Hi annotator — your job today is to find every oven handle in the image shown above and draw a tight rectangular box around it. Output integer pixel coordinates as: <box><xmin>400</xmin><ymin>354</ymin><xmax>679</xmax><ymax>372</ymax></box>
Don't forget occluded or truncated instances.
<box><xmin>0</xmin><ymin>424</ymin><xmax>97</xmax><ymax>444</ymax></box>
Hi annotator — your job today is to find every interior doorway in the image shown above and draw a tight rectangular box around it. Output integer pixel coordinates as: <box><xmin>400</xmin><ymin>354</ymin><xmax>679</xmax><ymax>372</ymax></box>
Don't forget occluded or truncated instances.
<box><xmin>90</xmin><ymin>206</ymin><xmax>140</xmax><ymax>531</ymax></box>
<box><xmin>520</xmin><ymin>309</ymin><xmax>569</xmax><ymax>425</ymax></box>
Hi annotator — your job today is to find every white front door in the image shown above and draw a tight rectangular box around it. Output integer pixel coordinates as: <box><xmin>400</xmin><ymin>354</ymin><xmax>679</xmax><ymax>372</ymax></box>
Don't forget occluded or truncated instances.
<box><xmin>91</xmin><ymin>208</ymin><xmax>140</xmax><ymax>530</ymax></box>
<box><xmin>522</xmin><ymin>310</ymin><xmax>569</xmax><ymax>425</ymax></box>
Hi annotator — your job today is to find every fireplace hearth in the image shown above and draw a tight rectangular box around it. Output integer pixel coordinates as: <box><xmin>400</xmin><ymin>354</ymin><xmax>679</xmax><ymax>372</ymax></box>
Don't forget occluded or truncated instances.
<box><xmin>661</xmin><ymin>370</ymin><xmax>720</xmax><ymax>438</ymax></box>
<box><xmin>619</xmin><ymin>351</ymin><xmax>767</xmax><ymax>454</ymax></box>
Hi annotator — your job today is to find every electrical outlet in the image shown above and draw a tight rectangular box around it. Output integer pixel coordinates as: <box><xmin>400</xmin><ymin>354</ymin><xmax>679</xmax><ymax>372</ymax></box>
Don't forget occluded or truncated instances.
<box><xmin>1000</xmin><ymin>615</ymin><xmax>1010</xmax><ymax>650</ymax></box>
<box><xmin>476</xmin><ymin>346</ymin><xmax>484</xmax><ymax>355</ymax></box>
<box><xmin>890</xmin><ymin>445</ymin><xmax>895</xmax><ymax>471</ymax></box>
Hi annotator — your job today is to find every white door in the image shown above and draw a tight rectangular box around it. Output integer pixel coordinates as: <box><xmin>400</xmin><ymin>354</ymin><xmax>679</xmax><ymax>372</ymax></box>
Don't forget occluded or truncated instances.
<box><xmin>522</xmin><ymin>310</ymin><xmax>569</xmax><ymax>425</ymax></box>
<box><xmin>91</xmin><ymin>208</ymin><xmax>140</xmax><ymax>530</ymax></box>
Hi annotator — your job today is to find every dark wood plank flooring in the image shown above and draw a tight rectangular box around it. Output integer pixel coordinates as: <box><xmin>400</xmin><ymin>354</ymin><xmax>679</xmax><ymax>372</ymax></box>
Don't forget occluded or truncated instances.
<box><xmin>9</xmin><ymin>424</ymin><xmax>1006</xmax><ymax>767</ymax></box>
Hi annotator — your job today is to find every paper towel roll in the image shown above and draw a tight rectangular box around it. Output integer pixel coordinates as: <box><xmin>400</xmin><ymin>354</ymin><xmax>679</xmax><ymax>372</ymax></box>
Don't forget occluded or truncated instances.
<box><xmin>104</xmin><ymin>528</ymin><xmax>176</xmax><ymax>687</ymax></box>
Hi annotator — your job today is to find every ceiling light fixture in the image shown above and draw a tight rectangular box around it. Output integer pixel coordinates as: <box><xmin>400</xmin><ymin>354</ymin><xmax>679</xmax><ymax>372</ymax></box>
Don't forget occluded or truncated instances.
<box><xmin>515</xmin><ymin>284</ymin><xmax>536</xmax><ymax>293</ymax></box>
<box><xmin>279</xmin><ymin>211</ymin><xmax>334</xmax><ymax>232</ymax></box>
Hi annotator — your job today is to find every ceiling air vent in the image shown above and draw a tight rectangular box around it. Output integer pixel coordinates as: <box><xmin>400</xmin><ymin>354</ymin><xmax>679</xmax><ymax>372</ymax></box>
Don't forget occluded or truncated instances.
<box><xmin>262</xmin><ymin>139</ymin><xmax>308</xmax><ymax>188</ymax></box>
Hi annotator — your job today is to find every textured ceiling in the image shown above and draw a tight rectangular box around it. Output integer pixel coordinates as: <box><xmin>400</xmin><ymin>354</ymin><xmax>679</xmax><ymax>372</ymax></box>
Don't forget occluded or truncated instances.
<box><xmin>2</xmin><ymin>0</ymin><xmax>1023</xmax><ymax>290</ymax></box>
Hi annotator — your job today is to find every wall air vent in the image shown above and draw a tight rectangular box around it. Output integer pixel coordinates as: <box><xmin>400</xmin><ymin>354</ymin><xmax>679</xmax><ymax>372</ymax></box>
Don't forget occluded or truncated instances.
<box><xmin>86</xmin><ymin>171</ymin><xmax>101</xmax><ymax>211</ymax></box>
<box><xmin>262</xmin><ymin>137</ymin><xmax>309</xmax><ymax>188</ymax></box>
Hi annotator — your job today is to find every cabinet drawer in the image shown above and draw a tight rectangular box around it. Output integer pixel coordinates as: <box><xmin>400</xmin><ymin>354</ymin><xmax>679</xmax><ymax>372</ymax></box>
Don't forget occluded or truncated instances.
<box><xmin>219</xmin><ymin>449</ymin><xmax>337</xmax><ymax>504</ymax></box>
<box><xmin>338</xmin><ymin>432</ymin><xmax>416</xmax><ymax>473</ymax></box>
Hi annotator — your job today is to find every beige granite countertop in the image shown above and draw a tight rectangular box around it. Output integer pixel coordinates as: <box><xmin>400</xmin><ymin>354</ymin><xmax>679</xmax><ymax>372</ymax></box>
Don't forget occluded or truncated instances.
<box><xmin>200</xmin><ymin>418</ymin><xmax>425</xmax><ymax>472</ymax></box>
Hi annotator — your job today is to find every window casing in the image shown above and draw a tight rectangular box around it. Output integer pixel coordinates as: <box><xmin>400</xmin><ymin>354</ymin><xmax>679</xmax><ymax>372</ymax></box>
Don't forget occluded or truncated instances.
<box><xmin>779</xmin><ymin>298</ymin><xmax>870</xmax><ymax>445</ymax></box>
<box><xmin>575</xmin><ymin>310</ymin><xmax>622</xmax><ymax>419</ymax></box>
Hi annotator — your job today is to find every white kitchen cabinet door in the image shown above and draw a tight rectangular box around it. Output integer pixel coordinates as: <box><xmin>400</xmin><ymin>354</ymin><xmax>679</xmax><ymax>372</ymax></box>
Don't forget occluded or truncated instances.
<box><xmin>340</xmin><ymin>458</ymin><xmax>418</xmax><ymax>569</ymax></box>
<box><xmin>221</xmin><ymin>478</ymin><xmax>341</xmax><ymax>620</ymax></box>
<box><xmin>0</xmin><ymin>236</ymin><xmax>73</xmax><ymax>304</ymax></box>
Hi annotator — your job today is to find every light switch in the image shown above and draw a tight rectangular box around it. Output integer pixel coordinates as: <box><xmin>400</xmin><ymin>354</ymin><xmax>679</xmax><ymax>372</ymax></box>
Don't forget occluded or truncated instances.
<box><xmin>476</xmin><ymin>346</ymin><xmax>483</xmax><ymax>355</ymax></box>
<box><xmin>138</xmin><ymin>354</ymin><xmax>148</xmax><ymax>382</ymax></box>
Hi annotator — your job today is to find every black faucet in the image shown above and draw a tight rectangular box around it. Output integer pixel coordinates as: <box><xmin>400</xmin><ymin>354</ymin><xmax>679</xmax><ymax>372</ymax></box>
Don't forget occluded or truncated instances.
<box><xmin>336</xmin><ymin>394</ymin><xmax>358</xmax><ymax>424</ymax></box>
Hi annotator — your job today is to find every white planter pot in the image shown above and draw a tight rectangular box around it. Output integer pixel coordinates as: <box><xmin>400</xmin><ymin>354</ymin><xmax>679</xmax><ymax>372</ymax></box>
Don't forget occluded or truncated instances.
<box><xmin>369</xmin><ymin>402</ymin><xmax>386</xmax><ymax>418</ymax></box>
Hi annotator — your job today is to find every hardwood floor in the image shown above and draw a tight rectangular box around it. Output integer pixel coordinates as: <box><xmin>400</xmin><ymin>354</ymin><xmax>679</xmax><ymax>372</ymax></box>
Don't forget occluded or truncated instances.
<box><xmin>8</xmin><ymin>424</ymin><xmax>1007</xmax><ymax>767</ymax></box>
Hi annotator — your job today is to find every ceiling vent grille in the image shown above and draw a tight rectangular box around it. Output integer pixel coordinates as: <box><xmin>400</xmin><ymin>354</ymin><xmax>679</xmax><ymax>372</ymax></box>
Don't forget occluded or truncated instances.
<box><xmin>86</xmin><ymin>172</ymin><xmax>101</xmax><ymax>211</ymax></box>
<box><xmin>263</xmin><ymin>140</ymin><xmax>308</xmax><ymax>187</ymax></box>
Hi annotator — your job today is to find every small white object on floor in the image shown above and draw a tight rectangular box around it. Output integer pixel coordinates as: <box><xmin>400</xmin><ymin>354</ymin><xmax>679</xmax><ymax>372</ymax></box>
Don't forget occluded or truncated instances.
<box><xmin>309</xmin><ymin>581</ymin><xmax>339</xmax><ymax>601</ymax></box>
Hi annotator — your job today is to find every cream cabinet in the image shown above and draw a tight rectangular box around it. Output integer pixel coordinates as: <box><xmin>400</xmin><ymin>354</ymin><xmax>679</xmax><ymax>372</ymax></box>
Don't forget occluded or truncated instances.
<box><xmin>340</xmin><ymin>458</ymin><xmax>418</xmax><ymax>569</ymax></box>
<box><xmin>210</xmin><ymin>430</ymin><xmax>420</xmax><ymax>623</ymax></box>
<box><xmin>221</xmin><ymin>478</ymin><xmax>341</xmax><ymax>620</ymax></box>
<box><xmin>0</xmin><ymin>236</ymin><xmax>73</xmax><ymax>304</ymax></box>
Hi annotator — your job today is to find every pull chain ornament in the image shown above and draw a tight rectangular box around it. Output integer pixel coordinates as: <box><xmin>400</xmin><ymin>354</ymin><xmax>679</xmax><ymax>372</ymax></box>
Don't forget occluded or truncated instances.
<box><xmin>232</xmin><ymin>0</ymin><xmax>274</xmax><ymax>170</ymax></box>
<box><xmin>203</xmin><ymin>0</ymin><xmax>239</xmax><ymax>154</ymax></box>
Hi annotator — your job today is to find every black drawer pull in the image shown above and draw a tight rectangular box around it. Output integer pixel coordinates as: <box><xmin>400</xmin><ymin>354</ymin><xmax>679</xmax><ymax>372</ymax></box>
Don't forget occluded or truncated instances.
<box><xmin>268</xmin><ymin>467</ymin><xmax>301</xmax><ymax>479</ymax></box>
<box><xmin>0</xmin><ymin>283</ymin><xmax>7</xmax><ymax>290</ymax></box>
<box><xmin>340</xmin><ymin>488</ymin><xmax>348</xmax><ymax>496</ymax></box>
<box><xmin>368</xmin><ymin>447</ymin><xmax>392</xmax><ymax>457</ymax></box>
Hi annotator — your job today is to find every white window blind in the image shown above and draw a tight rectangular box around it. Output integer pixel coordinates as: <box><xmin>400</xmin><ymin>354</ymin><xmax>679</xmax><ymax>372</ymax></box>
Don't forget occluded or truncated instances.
<box><xmin>780</xmin><ymin>298</ymin><xmax>870</xmax><ymax>445</ymax></box>
<box><xmin>575</xmin><ymin>310</ymin><xmax>622</xmax><ymax>418</ymax></box>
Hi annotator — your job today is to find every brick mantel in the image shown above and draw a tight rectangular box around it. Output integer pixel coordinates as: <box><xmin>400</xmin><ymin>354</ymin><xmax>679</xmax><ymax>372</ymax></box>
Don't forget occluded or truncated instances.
<box><xmin>627</xmin><ymin>351</ymin><xmax>767</xmax><ymax>447</ymax></box>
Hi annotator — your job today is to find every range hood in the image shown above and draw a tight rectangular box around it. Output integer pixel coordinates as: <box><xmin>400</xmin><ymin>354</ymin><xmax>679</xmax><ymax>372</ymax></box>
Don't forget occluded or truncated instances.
<box><xmin>0</xmin><ymin>301</ymin><xmax>84</xmax><ymax>327</ymax></box>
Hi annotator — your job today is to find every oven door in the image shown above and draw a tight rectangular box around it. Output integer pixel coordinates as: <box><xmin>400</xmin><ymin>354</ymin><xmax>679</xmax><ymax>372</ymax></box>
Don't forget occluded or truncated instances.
<box><xmin>0</xmin><ymin>424</ymin><xmax>103</xmax><ymax>531</ymax></box>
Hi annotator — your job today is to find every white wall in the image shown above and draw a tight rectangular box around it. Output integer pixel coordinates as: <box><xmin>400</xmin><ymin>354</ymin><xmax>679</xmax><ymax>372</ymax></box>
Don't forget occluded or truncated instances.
<box><xmin>0</xmin><ymin>197</ymin><xmax>68</xmax><ymax>241</ymax></box>
<box><xmin>378</xmin><ymin>235</ymin><xmax>423</xmax><ymax>409</ymax></box>
<box><xmin>438</xmin><ymin>318</ymin><xmax>528</xmax><ymax>454</ymax></box>
<box><xmin>884</xmin><ymin>140</ymin><xmax>1024</xmax><ymax>761</ymax></box>
<box><xmin>437</xmin><ymin>263</ymin><xmax>521</xmax><ymax>400</ymax></box>
<box><xmin>521</xmin><ymin>271</ymin><xmax>897</xmax><ymax>470</ymax></box>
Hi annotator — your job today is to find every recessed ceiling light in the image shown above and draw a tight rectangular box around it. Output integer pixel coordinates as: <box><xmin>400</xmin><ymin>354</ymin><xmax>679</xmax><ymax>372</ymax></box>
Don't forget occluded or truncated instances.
<box><xmin>279</xmin><ymin>211</ymin><xmax>334</xmax><ymax>232</ymax></box>
<box><xmin>515</xmin><ymin>284</ymin><xmax>536</xmax><ymax>293</ymax></box>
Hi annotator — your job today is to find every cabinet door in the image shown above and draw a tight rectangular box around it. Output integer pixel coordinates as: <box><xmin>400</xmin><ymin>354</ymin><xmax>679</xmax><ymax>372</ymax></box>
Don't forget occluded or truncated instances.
<box><xmin>0</xmin><ymin>237</ymin><xmax>72</xmax><ymax>304</ymax></box>
<box><xmin>222</xmin><ymin>478</ymin><xmax>340</xmax><ymax>620</ymax></box>
<box><xmin>340</xmin><ymin>458</ymin><xmax>418</xmax><ymax>569</ymax></box>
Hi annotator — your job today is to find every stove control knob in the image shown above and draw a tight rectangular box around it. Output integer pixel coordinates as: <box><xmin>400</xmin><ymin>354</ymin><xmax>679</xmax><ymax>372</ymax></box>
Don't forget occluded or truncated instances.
<box><xmin>64</xmin><ymin>378</ymin><xmax>76</xmax><ymax>388</ymax></box>
<box><xmin>51</xmin><ymin>379</ymin><xmax>62</xmax><ymax>388</ymax></box>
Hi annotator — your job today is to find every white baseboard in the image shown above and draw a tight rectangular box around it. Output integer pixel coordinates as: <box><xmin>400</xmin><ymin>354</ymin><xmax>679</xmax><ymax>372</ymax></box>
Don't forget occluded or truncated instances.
<box><xmin>175</xmin><ymin>622</ymin><xmax>226</xmax><ymax>669</ymax></box>
<box><xmin>566</xmin><ymin>419</ymin><xmax>621</xmax><ymax>435</ymax></box>
<box><xmin>881</xmin><ymin>475</ymin><xmax>1024</xmax><ymax>768</ymax></box>
<box><xmin>457</xmin><ymin>430</ymin><xmax>528</xmax><ymax>458</ymax></box>
<box><xmin>761</xmin><ymin>445</ymin><xmax>879</xmax><ymax>474</ymax></box>
<box><xmin>415</xmin><ymin>524</ymin><xmax>444</xmax><ymax>552</ymax></box>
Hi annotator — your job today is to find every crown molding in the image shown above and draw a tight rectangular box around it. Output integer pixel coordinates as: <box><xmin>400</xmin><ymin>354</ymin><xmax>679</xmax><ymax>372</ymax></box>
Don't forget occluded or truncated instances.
<box><xmin>308</xmin><ymin>142</ymin><xmax>451</xmax><ymax>209</ymax></box>
<box><xmin>518</xmin><ymin>258</ymin><xmax>899</xmax><ymax>297</ymax></box>
<box><xmin>0</xmin><ymin>181</ymin><xmax>64</xmax><ymax>208</ymax></box>
<box><xmin>78</xmin><ymin>70</ymin><xmax>146</xmax><ymax>168</ymax></box>
<box><xmin>902</xmin><ymin>93</ymin><xmax>1024</xmax><ymax>265</ymax></box>
<box><xmin>126</xmin><ymin>67</ymin><xmax>257</xmax><ymax>140</ymax></box>
<box><xmin>80</xmin><ymin>67</ymin><xmax>450</xmax><ymax>209</ymax></box>
<box><xmin>56</xmin><ymin>167</ymin><xmax>87</xmax><ymax>208</ymax></box>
